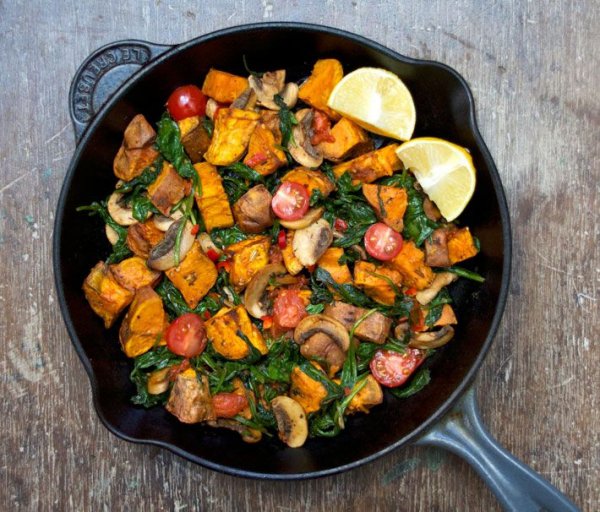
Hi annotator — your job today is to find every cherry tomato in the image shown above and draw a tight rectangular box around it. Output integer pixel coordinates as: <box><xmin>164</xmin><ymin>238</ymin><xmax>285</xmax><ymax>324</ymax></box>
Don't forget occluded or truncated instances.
<box><xmin>166</xmin><ymin>85</ymin><xmax>207</xmax><ymax>120</ymax></box>
<box><xmin>364</xmin><ymin>223</ymin><xmax>403</xmax><ymax>261</ymax></box>
<box><xmin>271</xmin><ymin>182</ymin><xmax>310</xmax><ymax>221</ymax></box>
<box><xmin>334</xmin><ymin>218</ymin><xmax>348</xmax><ymax>232</ymax></box>
<box><xmin>277</xmin><ymin>229</ymin><xmax>287</xmax><ymax>249</ymax></box>
<box><xmin>212</xmin><ymin>393</ymin><xmax>248</xmax><ymax>418</ymax></box>
<box><xmin>206</xmin><ymin>249</ymin><xmax>220</xmax><ymax>262</ymax></box>
<box><xmin>165</xmin><ymin>313</ymin><xmax>207</xmax><ymax>358</ymax></box>
<box><xmin>370</xmin><ymin>349</ymin><xmax>426</xmax><ymax>388</ymax></box>
<box><xmin>273</xmin><ymin>289</ymin><xmax>307</xmax><ymax>330</ymax></box>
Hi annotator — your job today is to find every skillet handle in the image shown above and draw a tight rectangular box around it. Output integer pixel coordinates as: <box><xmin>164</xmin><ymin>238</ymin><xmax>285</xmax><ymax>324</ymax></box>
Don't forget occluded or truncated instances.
<box><xmin>68</xmin><ymin>40</ymin><xmax>171</xmax><ymax>144</ymax></box>
<box><xmin>415</xmin><ymin>388</ymin><xmax>580</xmax><ymax>512</ymax></box>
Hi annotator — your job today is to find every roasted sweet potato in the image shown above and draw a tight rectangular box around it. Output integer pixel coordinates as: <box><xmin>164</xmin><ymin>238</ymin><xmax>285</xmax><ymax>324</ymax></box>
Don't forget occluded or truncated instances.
<box><xmin>346</xmin><ymin>375</ymin><xmax>383</xmax><ymax>415</ymax></box>
<box><xmin>353</xmin><ymin>261</ymin><xmax>402</xmax><ymax>305</ymax></box>
<box><xmin>225</xmin><ymin>235</ymin><xmax>271</xmax><ymax>291</ymax></box>
<box><xmin>386</xmin><ymin>241</ymin><xmax>435</xmax><ymax>290</ymax></box>
<box><xmin>317</xmin><ymin>247</ymin><xmax>352</xmax><ymax>285</ymax></box>
<box><xmin>83</xmin><ymin>261</ymin><xmax>134</xmax><ymax>328</ymax></box>
<box><xmin>289</xmin><ymin>366</ymin><xmax>328</xmax><ymax>414</ymax></box>
<box><xmin>447</xmin><ymin>227</ymin><xmax>479</xmax><ymax>264</ymax></box>
<box><xmin>204</xmin><ymin>108</ymin><xmax>260</xmax><ymax>166</ymax></box>
<box><xmin>281</xmin><ymin>168</ymin><xmax>335</xmax><ymax>197</ymax></box>
<box><xmin>233</xmin><ymin>184</ymin><xmax>274</xmax><ymax>234</ymax></box>
<box><xmin>166</xmin><ymin>369</ymin><xmax>216</xmax><ymax>424</ymax></box>
<box><xmin>202</xmin><ymin>69</ymin><xmax>249</xmax><ymax>103</ymax></box>
<box><xmin>109</xmin><ymin>256</ymin><xmax>161</xmax><ymax>291</ymax></box>
<box><xmin>206</xmin><ymin>306</ymin><xmax>268</xmax><ymax>360</ymax></box>
<box><xmin>119</xmin><ymin>286</ymin><xmax>166</xmax><ymax>357</ymax></box>
<box><xmin>126</xmin><ymin>220</ymin><xmax>165</xmax><ymax>258</ymax></box>
<box><xmin>332</xmin><ymin>144</ymin><xmax>401</xmax><ymax>184</ymax></box>
<box><xmin>243</xmin><ymin>123</ymin><xmax>286</xmax><ymax>175</ymax></box>
<box><xmin>362</xmin><ymin>183</ymin><xmax>408</xmax><ymax>232</ymax></box>
<box><xmin>193</xmin><ymin>162</ymin><xmax>235</xmax><ymax>232</ymax></box>
<box><xmin>298</xmin><ymin>59</ymin><xmax>343</xmax><ymax>120</ymax></box>
<box><xmin>165</xmin><ymin>241</ymin><xmax>218</xmax><ymax>308</ymax></box>
<box><xmin>316</xmin><ymin>117</ymin><xmax>373</xmax><ymax>162</ymax></box>
<box><xmin>147</xmin><ymin>162</ymin><xmax>192</xmax><ymax>216</ymax></box>
<box><xmin>323</xmin><ymin>301</ymin><xmax>392</xmax><ymax>344</ymax></box>
<box><xmin>178</xmin><ymin>116</ymin><xmax>212</xmax><ymax>163</ymax></box>
<box><xmin>113</xmin><ymin>114</ymin><xmax>160</xmax><ymax>181</ymax></box>
<box><xmin>281</xmin><ymin>231</ymin><xmax>304</xmax><ymax>275</ymax></box>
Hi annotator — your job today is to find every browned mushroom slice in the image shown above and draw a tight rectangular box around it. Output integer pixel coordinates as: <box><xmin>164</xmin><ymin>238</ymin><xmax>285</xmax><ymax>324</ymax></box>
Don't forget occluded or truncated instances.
<box><xmin>233</xmin><ymin>184</ymin><xmax>275</xmax><ymax>234</ymax></box>
<box><xmin>243</xmin><ymin>263</ymin><xmax>287</xmax><ymax>319</ymax></box>
<box><xmin>248</xmin><ymin>70</ymin><xmax>286</xmax><ymax>110</ymax></box>
<box><xmin>230</xmin><ymin>86</ymin><xmax>258</xmax><ymax>110</ymax></box>
<box><xmin>300</xmin><ymin>332</ymin><xmax>346</xmax><ymax>376</ymax></box>
<box><xmin>409</xmin><ymin>325</ymin><xmax>455</xmax><ymax>349</ymax></box>
<box><xmin>425</xmin><ymin>228</ymin><xmax>452</xmax><ymax>267</ymax></box>
<box><xmin>271</xmin><ymin>396</ymin><xmax>308</xmax><ymax>448</ymax></box>
<box><xmin>147</xmin><ymin>219</ymin><xmax>195</xmax><ymax>271</ymax></box>
<box><xmin>279</xmin><ymin>207</ymin><xmax>324</xmax><ymax>230</ymax></box>
<box><xmin>292</xmin><ymin>218</ymin><xmax>333</xmax><ymax>266</ymax></box>
<box><xmin>415</xmin><ymin>272</ymin><xmax>457</xmax><ymax>305</ymax></box>
<box><xmin>289</xmin><ymin>109</ymin><xmax>324</xmax><ymax>168</ymax></box>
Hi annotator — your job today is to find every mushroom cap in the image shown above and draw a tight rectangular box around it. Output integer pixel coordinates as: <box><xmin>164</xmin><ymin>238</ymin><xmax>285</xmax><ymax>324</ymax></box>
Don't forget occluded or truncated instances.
<box><xmin>293</xmin><ymin>314</ymin><xmax>350</xmax><ymax>352</ymax></box>
<box><xmin>243</xmin><ymin>263</ymin><xmax>287</xmax><ymax>318</ymax></box>
<box><xmin>147</xmin><ymin>219</ymin><xmax>195</xmax><ymax>271</ymax></box>
<box><xmin>409</xmin><ymin>325</ymin><xmax>455</xmax><ymax>349</ymax></box>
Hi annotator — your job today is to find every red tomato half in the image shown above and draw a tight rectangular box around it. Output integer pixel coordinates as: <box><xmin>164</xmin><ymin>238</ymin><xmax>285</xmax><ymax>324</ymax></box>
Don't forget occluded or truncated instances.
<box><xmin>370</xmin><ymin>349</ymin><xmax>426</xmax><ymax>388</ymax></box>
<box><xmin>364</xmin><ymin>223</ymin><xmax>403</xmax><ymax>261</ymax></box>
<box><xmin>166</xmin><ymin>85</ymin><xmax>207</xmax><ymax>120</ymax></box>
<box><xmin>212</xmin><ymin>392</ymin><xmax>248</xmax><ymax>418</ymax></box>
<box><xmin>273</xmin><ymin>289</ymin><xmax>307</xmax><ymax>330</ymax></box>
<box><xmin>165</xmin><ymin>313</ymin><xmax>207</xmax><ymax>358</ymax></box>
<box><xmin>271</xmin><ymin>182</ymin><xmax>310</xmax><ymax>221</ymax></box>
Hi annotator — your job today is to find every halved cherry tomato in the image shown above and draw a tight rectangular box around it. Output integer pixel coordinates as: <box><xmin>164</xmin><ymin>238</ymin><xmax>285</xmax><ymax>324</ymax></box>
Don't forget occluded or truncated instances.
<box><xmin>206</xmin><ymin>249</ymin><xmax>220</xmax><ymax>262</ymax></box>
<box><xmin>277</xmin><ymin>229</ymin><xmax>287</xmax><ymax>249</ymax></box>
<box><xmin>165</xmin><ymin>313</ymin><xmax>207</xmax><ymax>358</ymax></box>
<box><xmin>271</xmin><ymin>182</ymin><xmax>310</xmax><ymax>221</ymax></box>
<box><xmin>166</xmin><ymin>85</ymin><xmax>207</xmax><ymax>120</ymax></box>
<box><xmin>370</xmin><ymin>349</ymin><xmax>426</xmax><ymax>388</ymax></box>
<box><xmin>273</xmin><ymin>289</ymin><xmax>307</xmax><ymax>329</ymax></box>
<box><xmin>364</xmin><ymin>223</ymin><xmax>403</xmax><ymax>261</ymax></box>
<box><xmin>212</xmin><ymin>392</ymin><xmax>248</xmax><ymax>418</ymax></box>
<box><xmin>334</xmin><ymin>218</ymin><xmax>348</xmax><ymax>232</ymax></box>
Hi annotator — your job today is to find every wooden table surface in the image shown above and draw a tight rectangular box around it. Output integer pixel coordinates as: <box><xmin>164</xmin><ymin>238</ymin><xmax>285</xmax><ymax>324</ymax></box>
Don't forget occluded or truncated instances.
<box><xmin>1</xmin><ymin>1</ymin><xmax>598</xmax><ymax>510</ymax></box>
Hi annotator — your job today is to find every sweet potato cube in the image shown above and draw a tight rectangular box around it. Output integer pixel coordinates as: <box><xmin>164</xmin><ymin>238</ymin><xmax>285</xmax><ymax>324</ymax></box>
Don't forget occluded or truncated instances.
<box><xmin>447</xmin><ymin>227</ymin><xmax>479</xmax><ymax>264</ymax></box>
<box><xmin>298</xmin><ymin>59</ymin><xmax>344</xmax><ymax>120</ymax></box>
<box><xmin>281</xmin><ymin>231</ymin><xmax>303</xmax><ymax>275</ymax></box>
<box><xmin>193</xmin><ymin>162</ymin><xmax>234</xmax><ymax>232</ymax></box>
<box><xmin>316</xmin><ymin>117</ymin><xmax>373</xmax><ymax>162</ymax></box>
<box><xmin>353</xmin><ymin>261</ymin><xmax>402</xmax><ymax>305</ymax></box>
<box><xmin>281</xmin><ymin>168</ymin><xmax>335</xmax><ymax>198</ymax></box>
<box><xmin>346</xmin><ymin>375</ymin><xmax>383</xmax><ymax>415</ymax></box>
<box><xmin>109</xmin><ymin>256</ymin><xmax>161</xmax><ymax>291</ymax></box>
<box><xmin>166</xmin><ymin>369</ymin><xmax>216</xmax><ymax>424</ymax></box>
<box><xmin>289</xmin><ymin>366</ymin><xmax>328</xmax><ymax>414</ymax></box>
<box><xmin>204</xmin><ymin>108</ymin><xmax>260</xmax><ymax>166</ymax></box>
<box><xmin>202</xmin><ymin>69</ymin><xmax>249</xmax><ymax>104</ymax></box>
<box><xmin>119</xmin><ymin>286</ymin><xmax>166</xmax><ymax>357</ymax></box>
<box><xmin>317</xmin><ymin>248</ymin><xmax>352</xmax><ymax>285</ymax></box>
<box><xmin>225</xmin><ymin>235</ymin><xmax>271</xmax><ymax>291</ymax></box>
<box><xmin>165</xmin><ymin>242</ymin><xmax>218</xmax><ymax>309</ymax></box>
<box><xmin>386</xmin><ymin>241</ymin><xmax>434</xmax><ymax>290</ymax></box>
<box><xmin>243</xmin><ymin>123</ymin><xmax>286</xmax><ymax>176</ymax></box>
<box><xmin>206</xmin><ymin>306</ymin><xmax>268</xmax><ymax>360</ymax></box>
<box><xmin>126</xmin><ymin>220</ymin><xmax>164</xmax><ymax>258</ymax></box>
<box><xmin>113</xmin><ymin>114</ymin><xmax>160</xmax><ymax>181</ymax></box>
<box><xmin>434</xmin><ymin>304</ymin><xmax>458</xmax><ymax>326</ymax></box>
<box><xmin>83</xmin><ymin>261</ymin><xmax>134</xmax><ymax>328</ymax></box>
<box><xmin>333</xmin><ymin>144</ymin><xmax>402</xmax><ymax>184</ymax></box>
<box><xmin>362</xmin><ymin>183</ymin><xmax>408</xmax><ymax>233</ymax></box>
<box><xmin>178</xmin><ymin>116</ymin><xmax>211</xmax><ymax>163</ymax></box>
<box><xmin>147</xmin><ymin>162</ymin><xmax>192</xmax><ymax>216</ymax></box>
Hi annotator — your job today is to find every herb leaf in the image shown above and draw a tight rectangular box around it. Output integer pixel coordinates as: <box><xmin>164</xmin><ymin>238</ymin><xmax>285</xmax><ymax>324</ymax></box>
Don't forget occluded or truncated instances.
<box><xmin>155</xmin><ymin>113</ymin><xmax>198</xmax><ymax>185</ymax></box>
<box><xmin>389</xmin><ymin>368</ymin><xmax>431</xmax><ymax>399</ymax></box>
<box><xmin>275</xmin><ymin>94</ymin><xmax>298</xmax><ymax>147</ymax></box>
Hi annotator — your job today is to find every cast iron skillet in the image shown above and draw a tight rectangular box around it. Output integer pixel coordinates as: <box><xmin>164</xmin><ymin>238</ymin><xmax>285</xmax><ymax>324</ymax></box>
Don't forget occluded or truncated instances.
<box><xmin>54</xmin><ymin>23</ymin><xmax>578</xmax><ymax>511</ymax></box>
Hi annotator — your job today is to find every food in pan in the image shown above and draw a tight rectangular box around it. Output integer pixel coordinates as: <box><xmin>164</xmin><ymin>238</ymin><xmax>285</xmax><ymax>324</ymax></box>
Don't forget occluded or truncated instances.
<box><xmin>79</xmin><ymin>58</ymin><xmax>483</xmax><ymax>447</ymax></box>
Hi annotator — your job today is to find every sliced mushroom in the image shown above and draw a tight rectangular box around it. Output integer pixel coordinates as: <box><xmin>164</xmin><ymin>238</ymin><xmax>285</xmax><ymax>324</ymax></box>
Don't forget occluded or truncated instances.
<box><xmin>205</xmin><ymin>98</ymin><xmax>219</xmax><ymax>120</ymax></box>
<box><xmin>415</xmin><ymin>272</ymin><xmax>458</xmax><ymax>305</ymax></box>
<box><xmin>271</xmin><ymin>396</ymin><xmax>308</xmax><ymax>448</ymax></box>
<box><xmin>280</xmin><ymin>82</ymin><xmax>299</xmax><ymax>109</ymax></box>
<box><xmin>279</xmin><ymin>207</ymin><xmax>324</xmax><ymax>230</ymax></box>
<box><xmin>147</xmin><ymin>219</ymin><xmax>195</xmax><ymax>271</ymax></box>
<box><xmin>300</xmin><ymin>332</ymin><xmax>346</xmax><ymax>376</ymax></box>
<box><xmin>394</xmin><ymin>320</ymin><xmax>410</xmax><ymax>340</ymax></box>
<box><xmin>197</xmin><ymin>232</ymin><xmax>222</xmax><ymax>257</ymax></box>
<box><xmin>243</xmin><ymin>263</ymin><xmax>287</xmax><ymax>318</ymax></box>
<box><xmin>409</xmin><ymin>325</ymin><xmax>455</xmax><ymax>349</ymax></box>
<box><xmin>147</xmin><ymin>367</ymin><xmax>171</xmax><ymax>395</ymax></box>
<box><xmin>292</xmin><ymin>218</ymin><xmax>333</xmax><ymax>266</ymax></box>
<box><xmin>152</xmin><ymin>208</ymin><xmax>184</xmax><ymax>231</ymax></box>
<box><xmin>105</xmin><ymin>224</ymin><xmax>119</xmax><ymax>245</ymax></box>
<box><xmin>107</xmin><ymin>191</ymin><xmax>137</xmax><ymax>226</ymax></box>
<box><xmin>248</xmin><ymin>70</ymin><xmax>286</xmax><ymax>110</ymax></box>
<box><xmin>294</xmin><ymin>314</ymin><xmax>350</xmax><ymax>352</ymax></box>
<box><xmin>230</xmin><ymin>86</ymin><xmax>258</xmax><ymax>110</ymax></box>
<box><xmin>289</xmin><ymin>109</ymin><xmax>323</xmax><ymax>168</ymax></box>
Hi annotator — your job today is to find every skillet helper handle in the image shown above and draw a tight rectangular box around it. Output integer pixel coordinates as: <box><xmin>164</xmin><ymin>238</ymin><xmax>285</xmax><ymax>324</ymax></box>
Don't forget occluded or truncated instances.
<box><xmin>415</xmin><ymin>388</ymin><xmax>580</xmax><ymax>512</ymax></box>
<box><xmin>68</xmin><ymin>40</ymin><xmax>171</xmax><ymax>144</ymax></box>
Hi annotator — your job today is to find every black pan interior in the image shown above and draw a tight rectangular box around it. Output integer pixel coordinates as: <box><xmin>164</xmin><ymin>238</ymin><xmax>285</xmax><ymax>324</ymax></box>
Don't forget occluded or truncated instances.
<box><xmin>54</xmin><ymin>24</ymin><xmax>510</xmax><ymax>478</ymax></box>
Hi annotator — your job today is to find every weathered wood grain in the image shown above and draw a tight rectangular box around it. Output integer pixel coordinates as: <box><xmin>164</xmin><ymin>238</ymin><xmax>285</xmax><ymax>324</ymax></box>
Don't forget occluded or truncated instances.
<box><xmin>0</xmin><ymin>1</ymin><xmax>597</xmax><ymax>510</ymax></box>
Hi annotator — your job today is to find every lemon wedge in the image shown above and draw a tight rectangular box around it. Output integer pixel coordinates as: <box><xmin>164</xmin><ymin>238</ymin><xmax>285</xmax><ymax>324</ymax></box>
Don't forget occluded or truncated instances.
<box><xmin>395</xmin><ymin>137</ymin><xmax>476</xmax><ymax>221</ymax></box>
<box><xmin>327</xmin><ymin>67</ymin><xmax>416</xmax><ymax>141</ymax></box>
